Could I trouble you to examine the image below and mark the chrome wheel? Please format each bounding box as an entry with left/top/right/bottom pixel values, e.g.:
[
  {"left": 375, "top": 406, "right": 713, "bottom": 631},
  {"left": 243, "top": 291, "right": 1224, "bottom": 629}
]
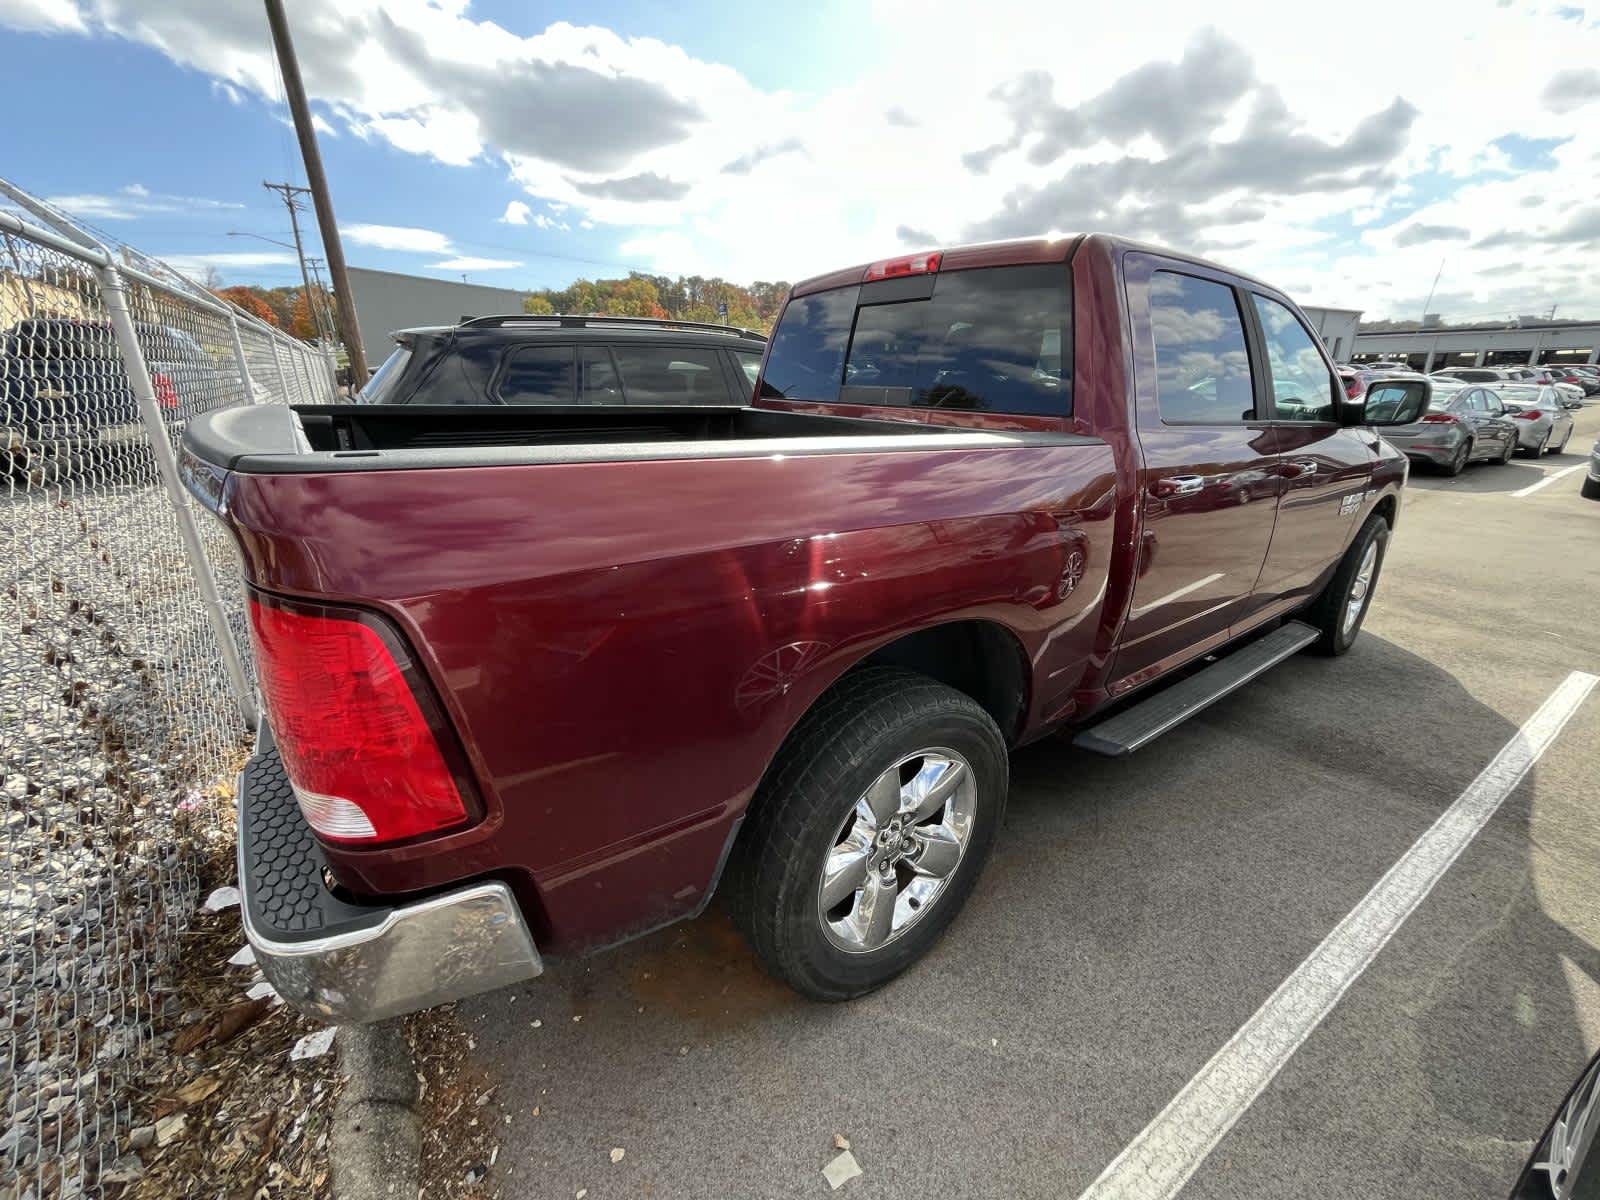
[
  {"left": 1343, "top": 540, "right": 1378, "bottom": 636},
  {"left": 818, "top": 749, "right": 977, "bottom": 954}
]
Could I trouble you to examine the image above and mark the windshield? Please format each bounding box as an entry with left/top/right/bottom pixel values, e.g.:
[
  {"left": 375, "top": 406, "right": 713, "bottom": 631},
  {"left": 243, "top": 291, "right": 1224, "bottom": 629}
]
[{"left": 357, "top": 343, "right": 413, "bottom": 404}]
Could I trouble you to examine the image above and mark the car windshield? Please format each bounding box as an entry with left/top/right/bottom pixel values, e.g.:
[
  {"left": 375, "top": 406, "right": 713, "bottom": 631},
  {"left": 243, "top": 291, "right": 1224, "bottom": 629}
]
[{"left": 1495, "top": 385, "right": 1541, "bottom": 402}]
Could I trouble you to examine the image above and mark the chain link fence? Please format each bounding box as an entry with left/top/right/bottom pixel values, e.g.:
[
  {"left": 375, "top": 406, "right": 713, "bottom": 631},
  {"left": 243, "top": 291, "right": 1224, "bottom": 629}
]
[{"left": 1, "top": 180, "right": 335, "bottom": 1197}]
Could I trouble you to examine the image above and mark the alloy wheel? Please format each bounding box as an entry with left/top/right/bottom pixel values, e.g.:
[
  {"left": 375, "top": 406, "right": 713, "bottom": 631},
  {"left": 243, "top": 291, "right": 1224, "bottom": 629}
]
[
  {"left": 1343, "top": 540, "right": 1378, "bottom": 637},
  {"left": 818, "top": 749, "right": 977, "bottom": 954}
]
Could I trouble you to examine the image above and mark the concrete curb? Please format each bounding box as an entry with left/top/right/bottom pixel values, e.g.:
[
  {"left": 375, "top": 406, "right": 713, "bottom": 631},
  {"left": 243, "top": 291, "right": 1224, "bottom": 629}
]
[{"left": 332, "top": 1020, "right": 419, "bottom": 1200}]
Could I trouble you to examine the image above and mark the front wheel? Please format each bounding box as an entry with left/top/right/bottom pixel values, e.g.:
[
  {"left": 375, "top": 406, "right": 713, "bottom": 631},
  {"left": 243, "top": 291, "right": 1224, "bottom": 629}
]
[
  {"left": 725, "top": 668, "right": 1008, "bottom": 1001},
  {"left": 1304, "top": 513, "right": 1389, "bottom": 656}
]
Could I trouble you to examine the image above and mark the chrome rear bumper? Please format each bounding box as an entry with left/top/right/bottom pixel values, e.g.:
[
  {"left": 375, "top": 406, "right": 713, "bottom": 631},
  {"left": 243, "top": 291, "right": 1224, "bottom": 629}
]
[{"left": 236, "top": 726, "right": 542, "bottom": 1024}]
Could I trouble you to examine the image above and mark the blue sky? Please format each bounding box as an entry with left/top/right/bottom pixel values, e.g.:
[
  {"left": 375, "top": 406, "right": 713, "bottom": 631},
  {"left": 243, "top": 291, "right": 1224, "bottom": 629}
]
[{"left": 2, "top": 0, "right": 1598, "bottom": 319}]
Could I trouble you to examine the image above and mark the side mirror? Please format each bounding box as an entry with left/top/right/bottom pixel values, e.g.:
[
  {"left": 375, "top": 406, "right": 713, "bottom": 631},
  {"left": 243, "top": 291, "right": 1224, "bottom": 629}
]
[{"left": 1352, "top": 380, "right": 1429, "bottom": 426}]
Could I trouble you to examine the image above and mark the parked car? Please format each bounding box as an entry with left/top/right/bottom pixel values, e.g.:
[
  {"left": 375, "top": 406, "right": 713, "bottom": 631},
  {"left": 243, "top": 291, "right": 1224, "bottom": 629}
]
[
  {"left": 1583, "top": 435, "right": 1600, "bottom": 500},
  {"left": 357, "top": 314, "right": 769, "bottom": 407},
  {"left": 1, "top": 317, "right": 228, "bottom": 480},
  {"left": 1361, "top": 359, "right": 1415, "bottom": 371},
  {"left": 1488, "top": 383, "right": 1575, "bottom": 455},
  {"left": 184, "top": 233, "right": 1419, "bottom": 1022},
  {"left": 1567, "top": 364, "right": 1600, "bottom": 396},
  {"left": 1511, "top": 1048, "right": 1600, "bottom": 1198},
  {"left": 1376, "top": 378, "right": 1518, "bottom": 474},
  {"left": 1543, "top": 365, "right": 1597, "bottom": 395}
]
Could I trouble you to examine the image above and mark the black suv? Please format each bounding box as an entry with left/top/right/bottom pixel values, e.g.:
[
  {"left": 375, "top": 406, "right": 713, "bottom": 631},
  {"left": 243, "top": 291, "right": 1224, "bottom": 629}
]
[{"left": 359, "top": 314, "right": 769, "bottom": 407}]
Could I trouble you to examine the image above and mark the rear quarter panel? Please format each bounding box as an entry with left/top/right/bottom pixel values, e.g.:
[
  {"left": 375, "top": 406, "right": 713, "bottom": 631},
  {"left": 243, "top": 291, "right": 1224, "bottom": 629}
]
[{"left": 223, "top": 440, "right": 1117, "bottom": 951}]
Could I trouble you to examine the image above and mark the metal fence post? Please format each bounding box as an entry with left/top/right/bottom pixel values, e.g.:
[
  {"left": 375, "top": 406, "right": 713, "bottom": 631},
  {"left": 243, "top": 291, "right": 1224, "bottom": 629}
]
[
  {"left": 323, "top": 343, "right": 339, "bottom": 399},
  {"left": 226, "top": 310, "right": 258, "bottom": 404},
  {"left": 293, "top": 342, "right": 314, "bottom": 404},
  {"left": 270, "top": 335, "right": 294, "bottom": 403},
  {"left": 95, "top": 261, "right": 259, "bottom": 729}
]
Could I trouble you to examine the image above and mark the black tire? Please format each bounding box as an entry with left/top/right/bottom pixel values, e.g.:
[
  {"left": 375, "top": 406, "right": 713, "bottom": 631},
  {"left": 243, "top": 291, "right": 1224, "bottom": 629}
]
[
  {"left": 1495, "top": 436, "right": 1515, "bottom": 465},
  {"left": 1303, "top": 513, "right": 1389, "bottom": 656},
  {"left": 1582, "top": 475, "right": 1600, "bottom": 500},
  {"left": 1443, "top": 439, "right": 1470, "bottom": 476},
  {"left": 724, "top": 668, "right": 1008, "bottom": 1001},
  {"left": 1521, "top": 431, "right": 1547, "bottom": 458}
]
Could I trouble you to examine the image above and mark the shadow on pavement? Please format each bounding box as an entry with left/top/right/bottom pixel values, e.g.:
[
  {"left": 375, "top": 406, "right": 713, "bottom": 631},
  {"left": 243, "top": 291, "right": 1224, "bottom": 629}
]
[{"left": 456, "top": 633, "right": 1593, "bottom": 1200}]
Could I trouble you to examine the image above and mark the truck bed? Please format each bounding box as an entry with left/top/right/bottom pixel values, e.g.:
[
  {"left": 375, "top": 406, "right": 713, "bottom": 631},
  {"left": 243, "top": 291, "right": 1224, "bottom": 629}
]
[{"left": 185, "top": 403, "right": 1068, "bottom": 474}]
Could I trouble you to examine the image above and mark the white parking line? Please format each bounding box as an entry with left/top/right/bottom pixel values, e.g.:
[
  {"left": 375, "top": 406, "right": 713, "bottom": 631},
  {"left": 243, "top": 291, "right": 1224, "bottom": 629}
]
[
  {"left": 1075, "top": 669, "right": 1599, "bottom": 1200},
  {"left": 1511, "top": 463, "right": 1586, "bottom": 498}
]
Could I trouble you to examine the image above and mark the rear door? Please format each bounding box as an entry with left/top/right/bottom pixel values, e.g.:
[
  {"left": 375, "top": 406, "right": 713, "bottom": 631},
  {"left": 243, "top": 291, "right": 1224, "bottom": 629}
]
[
  {"left": 1246, "top": 291, "right": 1375, "bottom": 612},
  {"left": 1114, "top": 255, "right": 1281, "bottom": 687}
]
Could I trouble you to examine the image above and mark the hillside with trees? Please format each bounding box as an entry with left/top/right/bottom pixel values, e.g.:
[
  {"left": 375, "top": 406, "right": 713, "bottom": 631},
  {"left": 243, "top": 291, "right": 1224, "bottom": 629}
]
[{"left": 523, "top": 273, "right": 789, "bottom": 331}]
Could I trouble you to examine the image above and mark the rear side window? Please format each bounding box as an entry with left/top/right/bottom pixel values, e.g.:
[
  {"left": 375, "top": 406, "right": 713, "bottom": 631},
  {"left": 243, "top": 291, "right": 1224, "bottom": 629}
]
[
  {"left": 760, "top": 287, "right": 859, "bottom": 403},
  {"left": 358, "top": 344, "right": 413, "bottom": 404},
  {"left": 760, "top": 265, "right": 1072, "bottom": 417},
  {"left": 733, "top": 350, "right": 762, "bottom": 389},
  {"left": 840, "top": 265, "right": 1069, "bottom": 416},
  {"left": 611, "top": 345, "right": 731, "bottom": 405},
  {"left": 1149, "top": 272, "right": 1254, "bottom": 423},
  {"left": 498, "top": 345, "right": 575, "bottom": 404}
]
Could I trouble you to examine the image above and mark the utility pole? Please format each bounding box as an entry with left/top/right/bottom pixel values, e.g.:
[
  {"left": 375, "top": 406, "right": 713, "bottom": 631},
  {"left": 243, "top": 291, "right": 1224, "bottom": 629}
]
[
  {"left": 262, "top": 180, "right": 316, "bottom": 336},
  {"left": 305, "top": 255, "right": 334, "bottom": 342},
  {"left": 263, "top": 0, "right": 368, "bottom": 380}
]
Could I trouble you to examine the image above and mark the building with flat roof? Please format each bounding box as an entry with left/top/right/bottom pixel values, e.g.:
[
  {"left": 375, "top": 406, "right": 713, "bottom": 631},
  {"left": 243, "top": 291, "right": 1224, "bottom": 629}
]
[
  {"left": 348, "top": 266, "right": 532, "bottom": 368},
  {"left": 1352, "top": 322, "right": 1600, "bottom": 371},
  {"left": 1300, "top": 306, "right": 1362, "bottom": 362}
]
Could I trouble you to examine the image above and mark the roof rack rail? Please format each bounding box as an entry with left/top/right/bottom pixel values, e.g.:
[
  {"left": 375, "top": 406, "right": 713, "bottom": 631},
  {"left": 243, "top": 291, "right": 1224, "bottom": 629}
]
[{"left": 456, "top": 313, "right": 768, "bottom": 340}]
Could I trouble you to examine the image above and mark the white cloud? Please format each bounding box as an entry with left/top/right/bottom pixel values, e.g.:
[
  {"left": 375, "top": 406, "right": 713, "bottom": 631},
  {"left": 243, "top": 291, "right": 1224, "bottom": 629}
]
[
  {"left": 156, "top": 250, "right": 295, "bottom": 278},
  {"left": 426, "top": 255, "right": 522, "bottom": 271},
  {"left": 0, "top": 0, "right": 83, "bottom": 33},
  {"left": 42, "top": 186, "right": 243, "bottom": 222},
  {"left": 341, "top": 222, "right": 454, "bottom": 253},
  {"left": 10, "top": 0, "right": 1600, "bottom": 316}
]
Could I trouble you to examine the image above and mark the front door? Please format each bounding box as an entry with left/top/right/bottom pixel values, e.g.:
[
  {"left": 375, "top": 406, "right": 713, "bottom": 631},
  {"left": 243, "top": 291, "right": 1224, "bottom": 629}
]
[
  {"left": 1113, "top": 257, "right": 1281, "bottom": 690},
  {"left": 1246, "top": 292, "right": 1375, "bottom": 612}
]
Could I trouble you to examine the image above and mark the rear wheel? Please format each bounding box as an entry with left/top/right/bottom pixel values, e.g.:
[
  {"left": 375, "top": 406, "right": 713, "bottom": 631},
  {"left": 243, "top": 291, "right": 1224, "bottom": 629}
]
[
  {"left": 1495, "top": 436, "right": 1515, "bottom": 465},
  {"left": 1304, "top": 513, "right": 1389, "bottom": 656},
  {"left": 1443, "top": 439, "right": 1470, "bottom": 476},
  {"left": 725, "top": 668, "right": 1008, "bottom": 1001},
  {"left": 1522, "top": 431, "right": 1548, "bottom": 458}
]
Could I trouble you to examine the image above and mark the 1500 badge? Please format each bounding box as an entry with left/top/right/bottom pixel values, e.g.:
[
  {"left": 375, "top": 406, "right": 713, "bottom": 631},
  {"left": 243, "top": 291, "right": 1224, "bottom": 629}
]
[{"left": 1338, "top": 490, "right": 1370, "bottom": 516}]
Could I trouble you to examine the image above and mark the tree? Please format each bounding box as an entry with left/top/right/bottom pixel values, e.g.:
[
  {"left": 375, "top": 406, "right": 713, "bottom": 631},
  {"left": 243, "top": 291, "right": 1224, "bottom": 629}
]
[
  {"left": 523, "top": 295, "right": 555, "bottom": 315},
  {"left": 213, "top": 286, "right": 280, "bottom": 328},
  {"left": 289, "top": 286, "right": 336, "bottom": 341}
]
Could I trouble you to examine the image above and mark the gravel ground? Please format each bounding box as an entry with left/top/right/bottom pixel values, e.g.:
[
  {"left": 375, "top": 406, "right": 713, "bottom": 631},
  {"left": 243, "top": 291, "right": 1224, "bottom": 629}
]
[{"left": 1, "top": 467, "right": 254, "bottom": 1197}]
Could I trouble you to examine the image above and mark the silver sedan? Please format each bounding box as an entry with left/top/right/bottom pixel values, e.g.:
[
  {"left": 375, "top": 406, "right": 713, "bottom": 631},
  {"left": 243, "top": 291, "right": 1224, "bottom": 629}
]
[{"left": 1489, "top": 383, "right": 1575, "bottom": 456}]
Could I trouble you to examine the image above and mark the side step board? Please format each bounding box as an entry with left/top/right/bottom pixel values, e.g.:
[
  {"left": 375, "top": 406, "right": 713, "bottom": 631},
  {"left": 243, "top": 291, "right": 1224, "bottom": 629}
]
[{"left": 1073, "top": 620, "right": 1320, "bottom": 757}]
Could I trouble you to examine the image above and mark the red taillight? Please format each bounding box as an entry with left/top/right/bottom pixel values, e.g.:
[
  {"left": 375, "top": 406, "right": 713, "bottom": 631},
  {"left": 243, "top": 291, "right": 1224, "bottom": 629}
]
[
  {"left": 1343, "top": 377, "right": 1364, "bottom": 399},
  {"left": 1512, "top": 409, "right": 1541, "bottom": 420},
  {"left": 247, "top": 594, "right": 473, "bottom": 846},
  {"left": 152, "top": 371, "right": 179, "bottom": 410},
  {"left": 863, "top": 251, "right": 942, "bottom": 282},
  {"left": 1420, "top": 412, "right": 1457, "bottom": 424}
]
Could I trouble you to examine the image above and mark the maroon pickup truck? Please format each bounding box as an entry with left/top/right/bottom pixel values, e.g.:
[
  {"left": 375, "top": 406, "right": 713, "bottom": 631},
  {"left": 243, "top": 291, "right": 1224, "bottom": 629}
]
[{"left": 182, "top": 234, "right": 1421, "bottom": 1021}]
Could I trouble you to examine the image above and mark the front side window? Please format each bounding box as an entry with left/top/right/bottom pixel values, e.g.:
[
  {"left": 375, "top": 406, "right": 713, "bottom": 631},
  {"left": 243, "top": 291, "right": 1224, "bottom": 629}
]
[
  {"left": 1149, "top": 271, "right": 1254, "bottom": 423},
  {"left": 840, "top": 265, "right": 1070, "bottom": 416},
  {"left": 611, "top": 345, "right": 730, "bottom": 404},
  {"left": 497, "top": 345, "right": 575, "bottom": 404},
  {"left": 1252, "top": 295, "right": 1337, "bottom": 422}
]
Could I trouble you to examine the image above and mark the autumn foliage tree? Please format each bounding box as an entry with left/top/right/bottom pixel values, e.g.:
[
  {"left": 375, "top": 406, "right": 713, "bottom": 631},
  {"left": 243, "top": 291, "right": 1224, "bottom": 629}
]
[
  {"left": 523, "top": 271, "right": 789, "bottom": 332},
  {"left": 213, "top": 286, "right": 280, "bottom": 327}
]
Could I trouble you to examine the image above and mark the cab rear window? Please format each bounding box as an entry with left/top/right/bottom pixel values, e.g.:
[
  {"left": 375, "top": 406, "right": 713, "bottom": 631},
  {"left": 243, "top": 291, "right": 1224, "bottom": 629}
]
[{"left": 760, "top": 264, "right": 1071, "bottom": 417}]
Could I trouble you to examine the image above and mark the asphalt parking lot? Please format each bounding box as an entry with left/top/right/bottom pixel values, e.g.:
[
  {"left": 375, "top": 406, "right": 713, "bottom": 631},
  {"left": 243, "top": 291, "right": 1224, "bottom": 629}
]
[{"left": 457, "top": 409, "right": 1600, "bottom": 1200}]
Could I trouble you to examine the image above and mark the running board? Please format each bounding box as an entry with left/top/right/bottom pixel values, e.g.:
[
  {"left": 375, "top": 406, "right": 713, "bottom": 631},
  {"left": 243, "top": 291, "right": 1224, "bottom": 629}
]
[{"left": 1073, "top": 621, "right": 1320, "bottom": 757}]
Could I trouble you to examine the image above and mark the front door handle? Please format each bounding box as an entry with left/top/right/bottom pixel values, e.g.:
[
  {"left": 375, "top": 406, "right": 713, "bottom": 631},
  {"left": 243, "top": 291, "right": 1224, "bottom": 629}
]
[
  {"left": 1151, "top": 474, "right": 1206, "bottom": 498},
  {"left": 1286, "top": 459, "right": 1319, "bottom": 478}
]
